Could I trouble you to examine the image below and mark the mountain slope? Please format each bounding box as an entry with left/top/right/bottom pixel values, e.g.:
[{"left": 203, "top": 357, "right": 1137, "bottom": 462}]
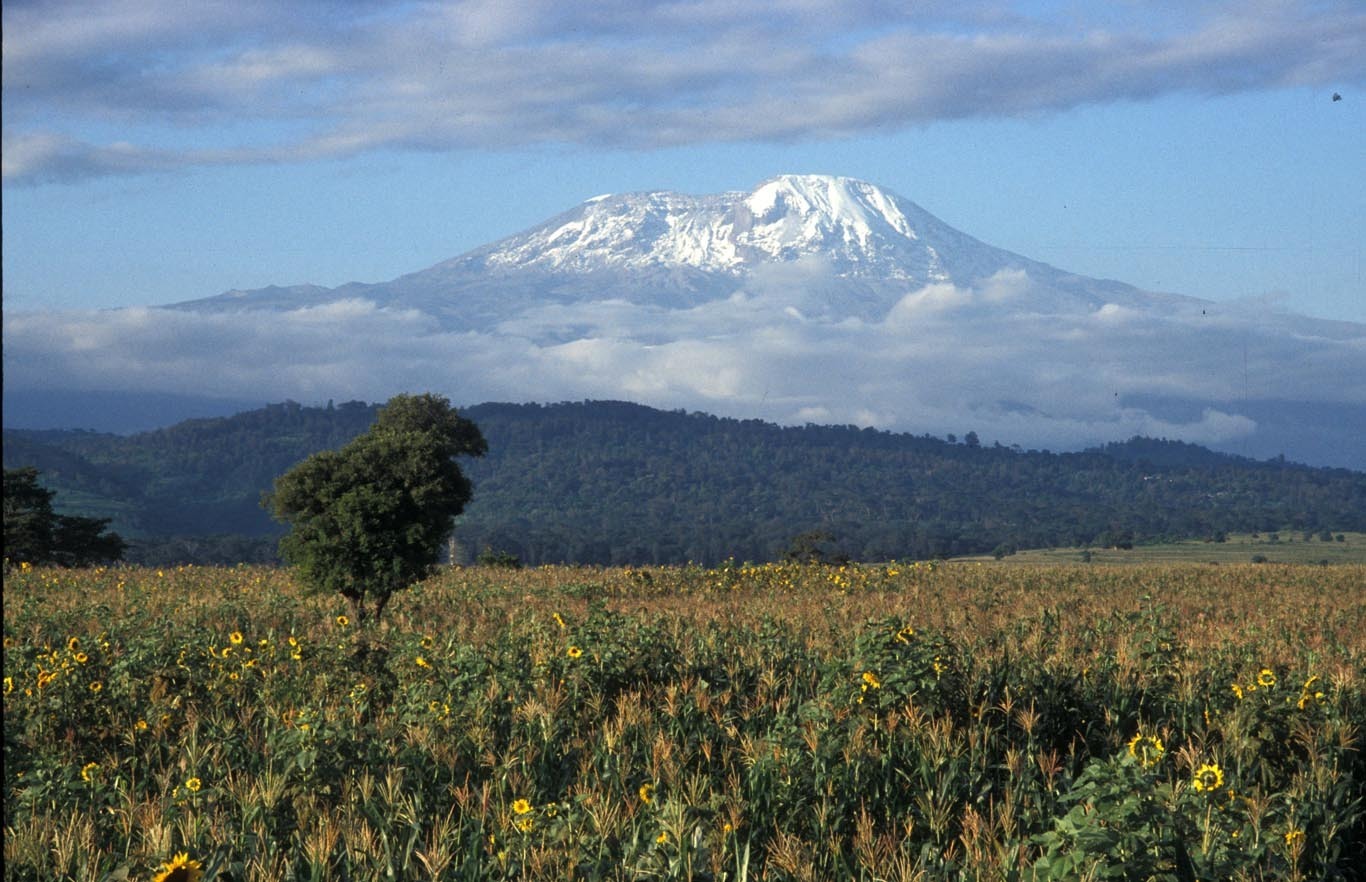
[{"left": 6, "top": 400, "right": 1364, "bottom": 566}]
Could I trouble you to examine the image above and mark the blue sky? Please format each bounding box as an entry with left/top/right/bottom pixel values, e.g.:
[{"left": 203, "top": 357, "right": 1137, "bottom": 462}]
[{"left": 4, "top": 0, "right": 1363, "bottom": 320}]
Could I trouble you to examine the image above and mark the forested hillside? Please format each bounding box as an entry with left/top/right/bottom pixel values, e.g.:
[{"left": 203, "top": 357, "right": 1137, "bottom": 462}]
[{"left": 5, "top": 400, "right": 1364, "bottom": 565}]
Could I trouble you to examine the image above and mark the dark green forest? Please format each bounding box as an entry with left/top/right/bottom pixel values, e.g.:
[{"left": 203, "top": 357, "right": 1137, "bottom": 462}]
[{"left": 5, "top": 399, "right": 1364, "bottom": 566}]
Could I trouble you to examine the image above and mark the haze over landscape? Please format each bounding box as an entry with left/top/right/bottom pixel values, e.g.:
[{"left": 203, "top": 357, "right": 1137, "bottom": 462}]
[{"left": 3, "top": 1, "right": 1364, "bottom": 468}]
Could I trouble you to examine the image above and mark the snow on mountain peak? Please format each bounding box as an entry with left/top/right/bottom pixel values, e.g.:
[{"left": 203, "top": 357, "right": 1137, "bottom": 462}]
[
  {"left": 744, "top": 174, "right": 916, "bottom": 242},
  {"left": 480, "top": 175, "right": 951, "bottom": 280}
]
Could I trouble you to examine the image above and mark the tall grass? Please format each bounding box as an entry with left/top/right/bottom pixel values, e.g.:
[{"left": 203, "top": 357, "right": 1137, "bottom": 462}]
[{"left": 5, "top": 561, "right": 1364, "bottom": 880}]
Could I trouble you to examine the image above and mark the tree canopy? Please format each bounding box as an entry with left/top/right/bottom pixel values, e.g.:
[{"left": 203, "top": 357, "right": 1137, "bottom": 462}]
[
  {"left": 267, "top": 394, "right": 486, "bottom": 621},
  {"left": 3, "top": 467, "right": 126, "bottom": 566}
]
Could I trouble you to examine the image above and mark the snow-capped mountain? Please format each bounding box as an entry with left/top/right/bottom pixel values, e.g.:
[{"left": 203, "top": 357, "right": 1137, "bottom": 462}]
[
  {"left": 477, "top": 175, "right": 954, "bottom": 278},
  {"left": 175, "top": 174, "right": 1183, "bottom": 327},
  {"left": 35, "top": 173, "right": 1355, "bottom": 468}
]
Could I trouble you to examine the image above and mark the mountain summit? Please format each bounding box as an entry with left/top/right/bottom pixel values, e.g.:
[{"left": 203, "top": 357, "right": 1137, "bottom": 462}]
[
  {"left": 175, "top": 174, "right": 1171, "bottom": 325},
  {"left": 473, "top": 174, "right": 962, "bottom": 279}
]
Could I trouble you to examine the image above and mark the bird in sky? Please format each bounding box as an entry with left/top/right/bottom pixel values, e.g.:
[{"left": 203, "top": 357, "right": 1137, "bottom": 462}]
[{"left": 1332, "top": 92, "right": 1342, "bottom": 101}]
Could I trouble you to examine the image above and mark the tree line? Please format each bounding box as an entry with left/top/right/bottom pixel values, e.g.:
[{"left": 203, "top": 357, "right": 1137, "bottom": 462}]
[{"left": 5, "top": 399, "right": 1365, "bottom": 566}]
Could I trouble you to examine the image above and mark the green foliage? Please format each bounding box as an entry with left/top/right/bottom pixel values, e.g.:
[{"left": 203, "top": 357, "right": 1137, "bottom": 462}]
[
  {"left": 477, "top": 546, "right": 524, "bottom": 568},
  {"left": 267, "top": 394, "right": 485, "bottom": 622},
  {"left": 2, "top": 467, "right": 125, "bottom": 566},
  {"left": 7, "top": 400, "right": 1366, "bottom": 566},
  {"left": 784, "top": 529, "right": 849, "bottom": 564}
]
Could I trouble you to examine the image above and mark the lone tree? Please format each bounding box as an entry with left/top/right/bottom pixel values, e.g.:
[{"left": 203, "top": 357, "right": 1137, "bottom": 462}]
[
  {"left": 3, "top": 467, "right": 126, "bottom": 567},
  {"left": 267, "top": 393, "right": 487, "bottom": 623}
]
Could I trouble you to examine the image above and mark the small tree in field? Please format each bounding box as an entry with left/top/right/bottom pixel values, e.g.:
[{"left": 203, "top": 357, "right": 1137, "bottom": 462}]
[{"left": 267, "top": 393, "right": 486, "bottom": 624}]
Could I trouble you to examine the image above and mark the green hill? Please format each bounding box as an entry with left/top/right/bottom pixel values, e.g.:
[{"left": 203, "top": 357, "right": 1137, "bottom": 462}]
[{"left": 5, "top": 399, "right": 1364, "bottom": 565}]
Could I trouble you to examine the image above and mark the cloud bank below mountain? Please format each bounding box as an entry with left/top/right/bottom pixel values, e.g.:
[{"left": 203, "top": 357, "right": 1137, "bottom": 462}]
[{"left": 7, "top": 272, "right": 1364, "bottom": 468}]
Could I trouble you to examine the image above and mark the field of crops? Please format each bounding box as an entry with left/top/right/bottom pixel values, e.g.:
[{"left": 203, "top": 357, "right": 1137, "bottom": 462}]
[
  {"left": 5, "top": 561, "right": 1365, "bottom": 881},
  {"left": 957, "top": 532, "right": 1366, "bottom": 567}
]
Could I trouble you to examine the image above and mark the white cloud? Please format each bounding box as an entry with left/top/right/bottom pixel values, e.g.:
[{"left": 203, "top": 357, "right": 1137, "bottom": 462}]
[
  {"left": 4, "top": 1, "right": 1363, "bottom": 182},
  {"left": 6, "top": 270, "right": 1364, "bottom": 466}
]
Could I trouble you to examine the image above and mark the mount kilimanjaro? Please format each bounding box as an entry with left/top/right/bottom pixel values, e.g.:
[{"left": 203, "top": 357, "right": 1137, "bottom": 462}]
[
  {"left": 7, "top": 175, "right": 1364, "bottom": 468},
  {"left": 175, "top": 174, "right": 1190, "bottom": 329}
]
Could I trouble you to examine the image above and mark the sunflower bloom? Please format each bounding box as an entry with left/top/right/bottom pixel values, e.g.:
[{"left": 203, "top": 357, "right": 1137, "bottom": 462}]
[
  {"left": 639, "top": 783, "right": 655, "bottom": 804},
  {"left": 512, "top": 798, "right": 532, "bottom": 815},
  {"left": 81, "top": 762, "right": 99, "bottom": 782},
  {"left": 336, "top": 615, "right": 350, "bottom": 628},
  {"left": 229, "top": 631, "right": 244, "bottom": 645},
  {"left": 1127, "top": 733, "right": 1165, "bottom": 768},
  {"left": 151, "top": 852, "right": 203, "bottom": 882},
  {"left": 1192, "top": 763, "right": 1224, "bottom": 792},
  {"left": 567, "top": 646, "right": 583, "bottom": 659},
  {"left": 861, "top": 671, "right": 881, "bottom": 690},
  {"left": 184, "top": 777, "right": 202, "bottom": 793},
  {"left": 1257, "top": 668, "right": 1276, "bottom": 688}
]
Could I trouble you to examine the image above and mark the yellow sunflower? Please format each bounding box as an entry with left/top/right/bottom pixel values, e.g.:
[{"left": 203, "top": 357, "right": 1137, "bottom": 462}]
[
  {"left": 638, "top": 783, "right": 655, "bottom": 804},
  {"left": 566, "top": 646, "right": 583, "bottom": 659},
  {"left": 511, "top": 798, "right": 532, "bottom": 815},
  {"left": 861, "top": 671, "right": 881, "bottom": 690},
  {"left": 151, "top": 852, "right": 203, "bottom": 882},
  {"left": 1257, "top": 668, "right": 1276, "bottom": 688},
  {"left": 1127, "top": 733, "right": 1165, "bottom": 768},
  {"left": 1192, "top": 763, "right": 1224, "bottom": 792},
  {"left": 229, "top": 631, "right": 244, "bottom": 645}
]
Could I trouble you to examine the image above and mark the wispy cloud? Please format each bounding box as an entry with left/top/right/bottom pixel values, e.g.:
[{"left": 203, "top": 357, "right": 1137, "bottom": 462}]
[{"left": 5, "top": 0, "right": 1362, "bottom": 182}]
